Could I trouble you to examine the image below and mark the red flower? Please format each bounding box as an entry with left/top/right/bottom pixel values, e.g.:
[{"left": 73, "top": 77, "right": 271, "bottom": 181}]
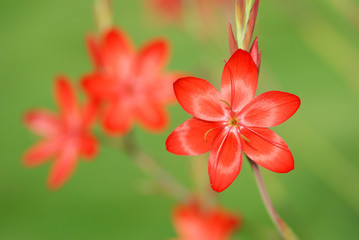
[
  {"left": 147, "top": 0, "right": 183, "bottom": 22},
  {"left": 82, "top": 28, "right": 180, "bottom": 134},
  {"left": 147, "top": 0, "right": 232, "bottom": 24},
  {"left": 173, "top": 203, "right": 240, "bottom": 240},
  {"left": 23, "top": 77, "right": 97, "bottom": 189},
  {"left": 166, "top": 49, "right": 300, "bottom": 192}
]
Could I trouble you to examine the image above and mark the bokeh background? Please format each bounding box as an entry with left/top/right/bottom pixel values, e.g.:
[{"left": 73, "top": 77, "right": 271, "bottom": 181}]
[{"left": 1, "top": 0, "right": 359, "bottom": 239}]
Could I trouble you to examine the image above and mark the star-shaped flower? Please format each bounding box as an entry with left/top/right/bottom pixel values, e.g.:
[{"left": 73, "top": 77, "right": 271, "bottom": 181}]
[
  {"left": 23, "top": 77, "right": 97, "bottom": 189},
  {"left": 173, "top": 202, "right": 240, "bottom": 240},
  {"left": 148, "top": 0, "right": 183, "bottom": 22},
  {"left": 82, "top": 28, "right": 181, "bottom": 134},
  {"left": 166, "top": 49, "right": 300, "bottom": 192}
]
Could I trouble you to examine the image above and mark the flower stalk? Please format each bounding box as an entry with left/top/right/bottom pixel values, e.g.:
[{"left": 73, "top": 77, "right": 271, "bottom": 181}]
[
  {"left": 232, "top": 0, "right": 299, "bottom": 238},
  {"left": 94, "top": 0, "right": 113, "bottom": 34},
  {"left": 250, "top": 160, "right": 298, "bottom": 240},
  {"left": 189, "top": 155, "right": 218, "bottom": 208},
  {"left": 122, "top": 133, "right": 190, "bottom": 202},
  {"left": 235, "top": 0, "right": 259, "bottom": 50}
]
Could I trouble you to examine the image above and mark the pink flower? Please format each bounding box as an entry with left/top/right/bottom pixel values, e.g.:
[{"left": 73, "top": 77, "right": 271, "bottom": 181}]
[
  {"left": 82, "top": 28, "right": 181, "bottom": 134},
  {"left": 166, "top": 49, "right": 301, "bottom": 192},
  {"left": 23, "top": 77, "right": 97, "bottom": 189},
  {"left": 173, "top": 203, "right": 240, "bottom": 240}
]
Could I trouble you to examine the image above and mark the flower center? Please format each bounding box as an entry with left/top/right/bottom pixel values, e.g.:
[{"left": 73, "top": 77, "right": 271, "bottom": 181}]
[
  {"left": 228, "top": 116, "right": 239, "bottom": 127},
  {"left": 227, "top": 118, "right": 252, "bottom": 142}
]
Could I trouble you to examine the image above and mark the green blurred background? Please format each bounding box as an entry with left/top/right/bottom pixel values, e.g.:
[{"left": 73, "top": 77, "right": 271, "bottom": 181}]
[{"left": 1, "top": 0, "right": 359, "bottom": 239}]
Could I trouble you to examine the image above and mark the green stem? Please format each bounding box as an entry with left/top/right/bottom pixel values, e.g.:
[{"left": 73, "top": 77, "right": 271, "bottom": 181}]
[
  {"left": 121, "top": 133, "right": 190, "bottom": 203},
  {"left": 94, "top": 0, "right": 113, "bottom": 34},
  {"left": 189, "top": 155, "right": 218, "bottom": 208},
  {"left": 250, "top": 160, "right": 299, "bottom": 240}
]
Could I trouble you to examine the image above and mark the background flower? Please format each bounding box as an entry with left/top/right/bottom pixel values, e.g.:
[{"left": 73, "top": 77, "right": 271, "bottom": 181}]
[
  {"left": 23, "top": 76, "right": 97, "bottom": 189},
  {"left": 82, "top": 28, "right": 182, "bottom": 134},
  {"left": 173, "top": 202, "right": 241, "bottom": 240},
  {"left": 147, "top": 0, "right": 183, "bottom": 22}
]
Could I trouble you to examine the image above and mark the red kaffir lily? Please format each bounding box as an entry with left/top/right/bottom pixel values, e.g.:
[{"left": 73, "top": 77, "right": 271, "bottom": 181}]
[
  {"left": 166, "top": 49, "right": 300, "bottom": 192},
  {"left": 23, "top": 77, "right": 97, "bottom": 189},
  {"left": 147, "top": 0, "right": 232, "bottom": 24},
  {"left": 148, "top": 0, "right": 183, "bottom": 22},
  {"left": 173, "top": 203, "right": 240, "bottom": 240},
  {"left": 82, "top": 28, "right": 180, "bottom": 134}
]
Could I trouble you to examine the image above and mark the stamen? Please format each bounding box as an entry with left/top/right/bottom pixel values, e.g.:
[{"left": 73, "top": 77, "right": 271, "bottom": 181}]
[
  {"left": 241, "top": 125, "right": 289, "bottom": 150},
  {"left": 228, "top": 116, "right": 239, "bottom": 127},
  {"left": 204, "top": 125, "right": 224, "bottom": 142},
  {"left": 220, "top": 99, "right": 231, "bottom": 109},
  {"left": 204, "top": 128, "right": 215, "bottom": 142},
  {"left": 240, "top": 134, "right": 251, "bottom": 142}
]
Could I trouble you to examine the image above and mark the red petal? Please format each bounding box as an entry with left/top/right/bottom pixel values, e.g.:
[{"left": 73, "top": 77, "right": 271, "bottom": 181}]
[
  {"left": 55, "top": 76, "right": 80, "bottom": 124},
  {"left": 47, "top": 142, "right": 79, "bottom": 190},
  {"left": 137, "top": 39, "right": 169, "bottom": 77},
  {"left": 238, "top": 91, "right": 301, "bottom": 128},
  {"left": 135, "top": 100, "right": 168, "bottom": 132},
  {"left": 166, "top": 118, "right": 224, "bottom": 155},
  {"left": 220, "top": 49, "right": 258, "bottom": 112},
  {"left": 173, "top": 203, "right": 240, "bottom": 240},
  {"left": 240, "top": 127, "right": 294, "bottom": 173},
  {"left": 80, "top": 134, "right": 98, "bottom": 159},
  {"left": 174, "top": 77, "right": 227, "bottom": 122},
  {"left": 103, "top": 28, "right": 133, "bottom": 77},
  {"left": 153, "top": 72, "right": 182, "bottom": 103},
  {"left": 150, "top": 0, "right": 183, "bottom": 21},
  {"left": 208, "top": 128, "right": 243, "bottom": 192},
  {"left": 206, "top": 207, "right": 241, "bottom": 240},
  {"left": 23, "top": 139, "right": 59, "bottom": 167},
  {"left": 103, "top": 101, "right": 133, "bottom": 135},
  {"left": 86, "top": 34, "right": 103, "bottom": 68},
  {"left": 81, "top": 99, "right": 99, "bottom": 127},
  {"left": 24, "top": 110, "right": 60, "bottom": 137},
  {"left": 82, "top": 73, "right": 118, "bottom": 100},
  {"left": 173, "top": 204, "right": 205, "bottom": 240}
]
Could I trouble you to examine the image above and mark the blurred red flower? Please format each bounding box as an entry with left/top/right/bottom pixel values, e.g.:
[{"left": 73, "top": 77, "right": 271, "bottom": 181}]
[
  {"left": 147, "top": 0, "right": 232, "bottom": 24},
  {"left": 82, "top": 28, "right": 181, "bottom": 134},
  {"left": 173, "top": 203, "right": 240, "bottom": 240},
  {"left": 23, "top": 77, "right": 97, "bottom": 189},
  {"left": 148, "top": 0, "right": 183, "bottom": 22},
  {"left": 166, "top": 49, "right": 300, "bottom": 192}
]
